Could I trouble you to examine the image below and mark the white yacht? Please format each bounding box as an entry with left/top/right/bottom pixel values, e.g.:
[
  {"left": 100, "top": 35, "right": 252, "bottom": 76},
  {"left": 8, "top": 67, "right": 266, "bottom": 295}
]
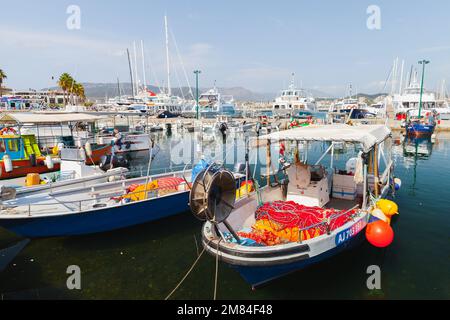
[
  {"left": 392, "top": 70, "right": 437, "bottom": 118},
  {"left": 365, "top": 102, "right": 387, "bottom": 117},
  {"left": 182, "top": 85, "right": 237, "bottom": 118},
  {"left": 272, "top": 75, "right": 316, "bottom": 117},
  {"left": 329, "top": 98, "right": 361, "bottom": 112}
]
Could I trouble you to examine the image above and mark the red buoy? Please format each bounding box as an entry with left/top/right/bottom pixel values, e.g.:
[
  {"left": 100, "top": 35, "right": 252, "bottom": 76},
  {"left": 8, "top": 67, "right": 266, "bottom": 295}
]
[{"left": 366, "top": 220, "right": 394, "bottom": 248}]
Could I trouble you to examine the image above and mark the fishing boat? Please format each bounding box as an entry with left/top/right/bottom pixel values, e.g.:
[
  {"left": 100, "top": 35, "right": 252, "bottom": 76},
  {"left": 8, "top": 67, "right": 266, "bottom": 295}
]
[
  {"left": 405, "top": 110, "right": 436, "bottom": 137},
  {"left": 404, "top": 62, "right": 437, "bottom": 138},
  {"left": 0, "top": 156, "right": 246, "bottom": 238},
  {"left": 189, "top": 124, "right": 398, "bottom": 287},
  {"left": 0, "top": 129, "right": 60, "bottom": 180},
  {"left": 51, "top": 136, "right": 112, "bottom": 165}
]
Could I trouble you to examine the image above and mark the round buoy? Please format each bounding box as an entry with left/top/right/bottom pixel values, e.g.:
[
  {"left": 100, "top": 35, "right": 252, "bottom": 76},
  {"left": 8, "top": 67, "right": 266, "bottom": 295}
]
[
  {"left": 3, "top": 154, "right": 13, "bottom": 173},
  {"left": 376, "top": 199, "right": 398, "bottom": 217},
  {"left": 45, "top": 155, "right": 54, "bottom": 169},
  {"left": 366, "top": 220, "right": 394, "bottom": 248},
  {"left": 394, "top": 178, "right": 402, "bottom": 191},
  {"left": 85, "top": 141, "right": 93, "bottom": 157}
]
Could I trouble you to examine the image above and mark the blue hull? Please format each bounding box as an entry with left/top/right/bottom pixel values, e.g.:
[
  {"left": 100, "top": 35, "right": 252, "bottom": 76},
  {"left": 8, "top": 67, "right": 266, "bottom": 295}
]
[
  {"left": 0, "top": 192, "right": 189, "bottom": 238},
  {"left": 406, "top": 123, "right": 435, "bottom": 137},
  {"left": 233, "top": 233, "right": 364, "bottom": 287}
]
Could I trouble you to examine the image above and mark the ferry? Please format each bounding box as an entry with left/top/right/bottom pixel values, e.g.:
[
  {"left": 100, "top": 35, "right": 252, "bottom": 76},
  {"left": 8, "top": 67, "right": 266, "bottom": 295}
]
[{"left": 272, "top": 74, "right": 316, "bottom": 117}]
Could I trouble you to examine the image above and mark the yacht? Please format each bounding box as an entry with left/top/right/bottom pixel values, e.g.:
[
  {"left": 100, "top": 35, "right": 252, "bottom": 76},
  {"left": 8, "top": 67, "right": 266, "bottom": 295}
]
[
  {"left": 392, "top": 70, "right": 436, "bottom": 119},
  {"left": 182, "top": 86, "right": 237, "bottom": 118},
  {"left": 272, "top": 75, "right": 316, "bottom": 117},
  {"left": 365, "top": 101, "right": 387, "bottom": 117}
]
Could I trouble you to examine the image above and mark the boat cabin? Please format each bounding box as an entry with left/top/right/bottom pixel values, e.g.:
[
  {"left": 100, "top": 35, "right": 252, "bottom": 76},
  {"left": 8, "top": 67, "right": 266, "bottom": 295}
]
[{"left": 0, "top": 133, "right": 41, "bottom": 161}]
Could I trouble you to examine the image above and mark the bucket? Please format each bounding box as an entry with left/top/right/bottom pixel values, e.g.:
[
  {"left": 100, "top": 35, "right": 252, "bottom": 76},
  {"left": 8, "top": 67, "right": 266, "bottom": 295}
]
[{"left": 25, "top": 173, "right": 41, "bottom": 186}]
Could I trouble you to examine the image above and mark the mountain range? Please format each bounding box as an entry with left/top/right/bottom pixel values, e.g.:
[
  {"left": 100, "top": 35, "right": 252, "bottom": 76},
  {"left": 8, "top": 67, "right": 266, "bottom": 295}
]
[{"left": 43, "top": 82, "right": 334, "bottom": 101}]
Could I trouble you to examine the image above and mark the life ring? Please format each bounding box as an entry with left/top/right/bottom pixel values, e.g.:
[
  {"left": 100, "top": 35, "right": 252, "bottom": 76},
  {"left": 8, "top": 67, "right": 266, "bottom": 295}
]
[{"left": 0, "top": 127, "right": 17, "bottom": 135}]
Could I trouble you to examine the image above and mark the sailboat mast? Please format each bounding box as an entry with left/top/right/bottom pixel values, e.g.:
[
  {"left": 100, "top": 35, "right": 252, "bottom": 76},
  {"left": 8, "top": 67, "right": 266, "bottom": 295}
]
[
  {"left": 133, "top": 41, "right": 139, "bottom": 95},
  {"left": 165, "top": 15, "right": 171, "bottom": 96},
  {"left": 398, "top": 60, "right": 405, "bottom": 95},
  {"left": 141, "top": 40, "right": 147, "bottom": 91},
  {"left": 408, "top": 65, "right": 413, "bottom": 87},
  {"left": 126, "top": 49, "right": 134, "bottom": 97}
]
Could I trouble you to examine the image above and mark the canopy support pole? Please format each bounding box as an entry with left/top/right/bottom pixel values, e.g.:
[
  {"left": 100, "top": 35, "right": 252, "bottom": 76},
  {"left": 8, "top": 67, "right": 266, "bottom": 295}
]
[
  {"left": 315, "top": 143, "right": 333, "bottom": 166},
  {"left": 330, "top": 142, "right": 335, "bottom": 173},
  {"left": 362, "top": 164, "right": 368, "bottom": 209},
  {"left": 266, "top": 139, "right": 271, "bottom": 186},
  {"left": 374, "top": 144, "right": 380, "bottom": 197}
]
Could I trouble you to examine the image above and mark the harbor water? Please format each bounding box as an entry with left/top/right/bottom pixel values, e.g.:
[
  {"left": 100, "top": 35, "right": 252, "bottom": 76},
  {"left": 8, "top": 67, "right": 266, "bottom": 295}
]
[{"left": 0, "top": 130, "right": 449, "bottom": 300}]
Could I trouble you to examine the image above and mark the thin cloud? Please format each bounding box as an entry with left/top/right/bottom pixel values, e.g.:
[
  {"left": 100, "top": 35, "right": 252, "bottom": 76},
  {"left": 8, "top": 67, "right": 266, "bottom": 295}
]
[{"left": 0, "top": 26, "right": 127, "bottom": 56}]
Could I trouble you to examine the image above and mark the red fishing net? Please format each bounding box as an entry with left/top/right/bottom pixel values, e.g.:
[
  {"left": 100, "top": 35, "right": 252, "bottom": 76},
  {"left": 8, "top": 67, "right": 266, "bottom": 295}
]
[{"left": 237, "top": 201, "right": 356, "bottom": 246}]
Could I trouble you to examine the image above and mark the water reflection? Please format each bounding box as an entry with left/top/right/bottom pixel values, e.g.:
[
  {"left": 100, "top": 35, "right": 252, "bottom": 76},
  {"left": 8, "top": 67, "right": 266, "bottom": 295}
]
[{"left": 402, "top": 137, "right": 434, "bottom": 195}]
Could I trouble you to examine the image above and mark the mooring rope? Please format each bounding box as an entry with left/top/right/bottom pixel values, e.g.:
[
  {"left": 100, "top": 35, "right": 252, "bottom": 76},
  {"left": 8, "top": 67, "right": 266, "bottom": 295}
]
[
  {"left": 213, "top": 238, "right": 222, "bottom": 300},
  {"left": 164, "top": 240, "right": 211, "bottom": 300}
]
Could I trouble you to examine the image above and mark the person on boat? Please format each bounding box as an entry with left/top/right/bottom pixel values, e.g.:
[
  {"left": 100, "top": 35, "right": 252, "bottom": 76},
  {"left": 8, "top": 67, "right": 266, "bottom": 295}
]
[{"left": 113, "top": 128, "right": 123, "bottom": 150}]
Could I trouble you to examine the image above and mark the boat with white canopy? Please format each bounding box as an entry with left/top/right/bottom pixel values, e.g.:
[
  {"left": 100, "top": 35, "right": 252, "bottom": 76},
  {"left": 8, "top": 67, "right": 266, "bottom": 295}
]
[{"left": 189, "top": 124, "right": 397, "bottom": 287}]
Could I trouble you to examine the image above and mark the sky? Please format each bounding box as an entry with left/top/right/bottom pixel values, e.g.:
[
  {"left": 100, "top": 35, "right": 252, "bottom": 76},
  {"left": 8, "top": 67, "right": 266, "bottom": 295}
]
[{"left": 1, "top": 0, "right": 450, "bottom": 96}]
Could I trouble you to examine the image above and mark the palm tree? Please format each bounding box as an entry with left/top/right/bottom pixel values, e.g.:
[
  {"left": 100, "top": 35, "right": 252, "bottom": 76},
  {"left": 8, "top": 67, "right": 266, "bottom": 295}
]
[
  {"left": 73, "top": 83, "right": 86, "bottom": 103},
  {"left": 58, "top": 73, "right": 73, "bottom": 105},
  {"left": 0, "top": 69, "right": 7, "bottom": 97}
]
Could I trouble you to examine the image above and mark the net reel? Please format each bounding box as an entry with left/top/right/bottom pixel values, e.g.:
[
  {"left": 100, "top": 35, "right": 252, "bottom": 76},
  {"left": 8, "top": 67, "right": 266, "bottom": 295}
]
[{"left": 189, "top": 162, "right": 241, "bottom": 242}]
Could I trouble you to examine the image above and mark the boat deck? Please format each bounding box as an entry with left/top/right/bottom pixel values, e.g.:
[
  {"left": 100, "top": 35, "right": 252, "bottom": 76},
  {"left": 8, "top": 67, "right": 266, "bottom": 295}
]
[
  {"left": 325, "top": 197, "right": 361, "bottom": 210},
  {"left": 0, "top": 171, "right": 191, "bottom": 218}
]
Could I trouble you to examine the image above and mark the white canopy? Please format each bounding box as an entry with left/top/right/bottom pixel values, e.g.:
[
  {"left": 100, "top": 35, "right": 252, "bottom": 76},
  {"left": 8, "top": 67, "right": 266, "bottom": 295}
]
[
  {"left": 0, "top": 112, "right": 105, "bottom": 125},
  {"left": 257, "top": 124, "right": 391, "bottom": 152}
]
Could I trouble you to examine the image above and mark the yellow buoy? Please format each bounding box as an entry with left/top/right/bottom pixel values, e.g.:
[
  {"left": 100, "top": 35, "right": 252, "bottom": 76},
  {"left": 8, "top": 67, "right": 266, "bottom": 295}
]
[{"left": 376, "top": 199, "right": 399, "bottom": 217}]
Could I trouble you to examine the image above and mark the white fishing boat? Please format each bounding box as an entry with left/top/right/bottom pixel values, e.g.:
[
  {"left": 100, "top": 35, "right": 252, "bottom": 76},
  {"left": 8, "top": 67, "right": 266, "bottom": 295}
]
[
  {"left": 0, "top": 157, "right": 246, "bottom": 238},
  {"left": 189, "top": 124, "right": 399, "bottom": 288},
  {"left": 272, "top": 74, "right": 316, "bottom": 117}
]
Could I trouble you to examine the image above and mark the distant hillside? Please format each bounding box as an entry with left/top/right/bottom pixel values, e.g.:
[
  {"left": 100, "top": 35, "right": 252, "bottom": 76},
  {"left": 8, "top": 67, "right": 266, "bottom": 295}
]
[{"left": 42, "top": 83, "right": 333, "bottom": 102}]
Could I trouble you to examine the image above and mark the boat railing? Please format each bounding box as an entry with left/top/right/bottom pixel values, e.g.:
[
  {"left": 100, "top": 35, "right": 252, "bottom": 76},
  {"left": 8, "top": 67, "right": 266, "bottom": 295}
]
[
  {"left": 11, "top": 178, "right": 191, "bottom": 217},
  {"left": 296, "top": 204, "right": 361, "bottom": 243}
]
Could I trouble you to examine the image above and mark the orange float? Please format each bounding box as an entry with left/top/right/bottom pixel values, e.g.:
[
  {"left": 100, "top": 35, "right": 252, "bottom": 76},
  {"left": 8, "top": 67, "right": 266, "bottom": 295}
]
[{"left": 365, "top": 220, "right": 394, "bottom": 248}]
